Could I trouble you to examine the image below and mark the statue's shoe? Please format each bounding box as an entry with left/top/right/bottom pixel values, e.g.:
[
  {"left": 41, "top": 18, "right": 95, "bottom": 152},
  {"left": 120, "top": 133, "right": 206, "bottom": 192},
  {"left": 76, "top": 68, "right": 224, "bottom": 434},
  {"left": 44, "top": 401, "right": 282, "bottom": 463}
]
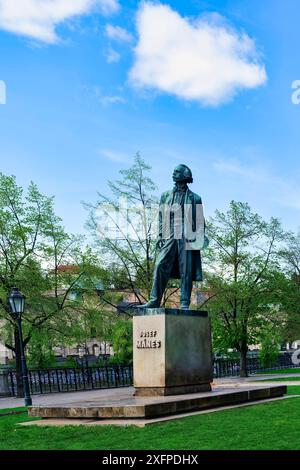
[
  {"left": 137, "top": 300, "right": 160, "bottom": 309},
  {"left": 180, "top": 304, "right": 190, "bottom": 310}
]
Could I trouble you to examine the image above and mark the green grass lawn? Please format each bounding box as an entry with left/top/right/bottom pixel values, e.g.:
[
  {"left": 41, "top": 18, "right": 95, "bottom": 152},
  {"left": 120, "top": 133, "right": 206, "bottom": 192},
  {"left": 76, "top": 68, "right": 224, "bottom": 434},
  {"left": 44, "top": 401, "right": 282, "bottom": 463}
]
[
  {"left": 0, "top": 407, "right": 27, "bottom": 416},
  {"left": 286, "top": 386, "right": 300, "bottom": 395},
  {"left": 260, "top": 377, "right": 300, "bottom": 382},
  {"left": 0, "top": 386, "right": 300, "bottom": 450},
  {"left": 256, "top": 368, "right": 300, "bottom": 375}
]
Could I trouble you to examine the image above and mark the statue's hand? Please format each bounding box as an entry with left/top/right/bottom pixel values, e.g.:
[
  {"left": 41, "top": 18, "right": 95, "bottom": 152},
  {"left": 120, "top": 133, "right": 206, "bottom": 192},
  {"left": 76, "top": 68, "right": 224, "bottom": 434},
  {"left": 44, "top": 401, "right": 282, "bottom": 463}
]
[
  {"left": 186, "top": 234, "right": 209, "bottom": 251},
  {"left": 156, "top": 238, "right": 165, "bottom": 251},
  {"left": 203, "top": 235, "right": 209, "bottom": 249}
]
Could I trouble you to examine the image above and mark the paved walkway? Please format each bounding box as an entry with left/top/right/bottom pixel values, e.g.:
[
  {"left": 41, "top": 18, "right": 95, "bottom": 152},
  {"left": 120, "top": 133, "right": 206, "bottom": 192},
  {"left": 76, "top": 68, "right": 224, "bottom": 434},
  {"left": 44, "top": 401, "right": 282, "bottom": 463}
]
[
  {"left": 1, "top": 373, "right": 300, "bottom": 410},
  {"left": 215, "top": 373, "right": 300, "bottom": 388},
  {"left": 0, "top": 387, "right": 129, "bottom": 410},
  {"left": 218, "top": 372, "right": 300, "bottom": 382}
]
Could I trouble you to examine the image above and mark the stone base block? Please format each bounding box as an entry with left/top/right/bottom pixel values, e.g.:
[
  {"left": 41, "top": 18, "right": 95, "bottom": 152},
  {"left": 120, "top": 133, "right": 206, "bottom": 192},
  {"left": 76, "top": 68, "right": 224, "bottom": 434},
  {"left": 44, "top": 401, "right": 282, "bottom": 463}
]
[
  {"left": 133, "top": 308, "right": 213, "bottom": 396},
  {"left": 134, "top": 383, "right": 212, "bottom": 397},
  {"left": 29, "top": 385, "right": 287, "bottom": 420}
]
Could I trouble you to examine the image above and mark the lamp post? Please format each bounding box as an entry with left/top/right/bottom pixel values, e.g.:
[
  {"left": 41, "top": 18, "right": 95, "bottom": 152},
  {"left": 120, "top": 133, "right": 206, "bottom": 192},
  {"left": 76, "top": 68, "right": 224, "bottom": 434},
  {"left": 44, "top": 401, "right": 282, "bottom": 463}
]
[{"left": 8, "top": 287, "right": 32, "bottom": 406}]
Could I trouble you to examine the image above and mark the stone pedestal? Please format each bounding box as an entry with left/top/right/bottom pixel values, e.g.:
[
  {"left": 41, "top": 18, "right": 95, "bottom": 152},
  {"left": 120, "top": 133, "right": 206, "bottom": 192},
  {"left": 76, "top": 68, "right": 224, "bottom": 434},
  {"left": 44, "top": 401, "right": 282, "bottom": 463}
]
[{"left": 133, "top": 308, "right": 213, "bottom": 396}]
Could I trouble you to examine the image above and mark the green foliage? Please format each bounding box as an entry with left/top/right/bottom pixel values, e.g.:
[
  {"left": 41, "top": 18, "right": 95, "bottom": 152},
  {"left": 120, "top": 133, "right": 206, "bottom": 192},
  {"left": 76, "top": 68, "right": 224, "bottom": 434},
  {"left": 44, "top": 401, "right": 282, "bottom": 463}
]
[
  {"left": 205, "top": 201, "right": 288, "bottom": 375},
  {"left": 111, "top": 319, "right": 133, "bottom": 364},
  {"left": 259, "top": 327, "right": 280, "bottom": 368},
  {"left": 0, "top": 173, "right": 55, "bottom": 313},
  {"left": 0, "top": 172, "right": 108, "bottom": 390},
  {"left": 59, "top": 357, "right": 78, "bottom": 369},
  {"left": 279, "top": 232, "right": 300, "bottom": 342},
  {"left": 25, "top": 326, "right": 56, "bottom": 369},
  {"left": 84, "top": 153, "right": 158, "bottom": 302},
  {"left": 94, "top": 357, "right": 109, "bottom": 367},
  {"left": 27, "top": 345, "right": 56, "bottom": 369}
]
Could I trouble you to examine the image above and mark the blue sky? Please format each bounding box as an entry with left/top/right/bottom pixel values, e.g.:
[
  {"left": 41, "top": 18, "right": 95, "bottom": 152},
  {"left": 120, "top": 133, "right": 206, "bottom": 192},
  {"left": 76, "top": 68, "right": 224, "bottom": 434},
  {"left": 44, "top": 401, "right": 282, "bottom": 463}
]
[{"left": 0, "top": 0, "right": 300, "bottom": 235}]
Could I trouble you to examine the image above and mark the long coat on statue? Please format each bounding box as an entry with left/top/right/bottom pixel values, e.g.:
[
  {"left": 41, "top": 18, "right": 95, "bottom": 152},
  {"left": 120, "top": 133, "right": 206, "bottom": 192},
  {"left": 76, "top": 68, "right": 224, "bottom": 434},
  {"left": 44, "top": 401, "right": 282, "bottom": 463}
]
[{"left": 157, "top": 187, "right": 205, "bottom": 282}]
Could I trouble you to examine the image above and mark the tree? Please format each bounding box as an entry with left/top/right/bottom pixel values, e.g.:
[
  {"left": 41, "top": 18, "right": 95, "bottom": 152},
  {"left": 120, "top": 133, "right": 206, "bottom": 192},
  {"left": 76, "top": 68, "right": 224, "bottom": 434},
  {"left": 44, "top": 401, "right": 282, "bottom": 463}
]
[
  {"left": 278, "top": 232, "right": 300, "bottom": 343},
  {"left": 0, "top": 173, "right": 103, "bottom": 395},
  {"left": 259, "top": 325, "right": 280, "bottom": 368},
  {"left": 84, "top": 153, "right": 159, "bottom": 305},
  {"left": 110, "top": 319, "right": 133, "bottom": 365},
  {"left": 204, "top": 201, "right": 287, "bottom": 376}
]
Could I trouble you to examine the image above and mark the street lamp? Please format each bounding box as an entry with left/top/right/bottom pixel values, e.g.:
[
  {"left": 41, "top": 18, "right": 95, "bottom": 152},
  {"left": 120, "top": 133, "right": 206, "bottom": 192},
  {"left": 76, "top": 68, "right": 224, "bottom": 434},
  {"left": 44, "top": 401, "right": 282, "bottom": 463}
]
[{"left": 8, "top": 287, "right": 32, "bottom": 407}]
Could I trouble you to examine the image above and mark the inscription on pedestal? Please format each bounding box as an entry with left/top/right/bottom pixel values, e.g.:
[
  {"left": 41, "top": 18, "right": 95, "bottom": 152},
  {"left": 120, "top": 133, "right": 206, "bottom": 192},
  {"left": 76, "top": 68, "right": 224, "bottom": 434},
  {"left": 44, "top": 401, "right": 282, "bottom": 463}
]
[{"left": 136, "top": 330, "right": 162, "bottom": 349}]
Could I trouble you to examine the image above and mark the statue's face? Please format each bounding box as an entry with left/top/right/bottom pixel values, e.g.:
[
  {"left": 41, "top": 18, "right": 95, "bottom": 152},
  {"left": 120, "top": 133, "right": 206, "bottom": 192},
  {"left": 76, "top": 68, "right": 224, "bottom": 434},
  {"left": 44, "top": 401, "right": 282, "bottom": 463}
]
[{"left": 173, "top": 165, "right": 188, "bottom": 182}]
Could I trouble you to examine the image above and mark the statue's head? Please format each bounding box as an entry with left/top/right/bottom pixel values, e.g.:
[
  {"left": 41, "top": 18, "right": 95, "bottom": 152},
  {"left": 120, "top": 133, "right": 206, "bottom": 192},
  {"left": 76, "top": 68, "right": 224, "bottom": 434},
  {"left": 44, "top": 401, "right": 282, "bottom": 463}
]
[{"left": 172, "top": 164, "right": 193, "bottom": 184}]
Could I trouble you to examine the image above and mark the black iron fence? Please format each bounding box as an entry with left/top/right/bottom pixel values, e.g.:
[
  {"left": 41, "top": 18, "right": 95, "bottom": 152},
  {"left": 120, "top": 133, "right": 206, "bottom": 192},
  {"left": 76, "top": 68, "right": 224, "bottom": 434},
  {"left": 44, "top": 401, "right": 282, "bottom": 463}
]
[
  {"left": 6, "top": 353, "right": 299, "bottom": 397},
  {"left": 213, "top": 352, "right": 298, "bottom": 378},
  {"left": 7, "top": 365, "right": 132, "bottom": 397}
]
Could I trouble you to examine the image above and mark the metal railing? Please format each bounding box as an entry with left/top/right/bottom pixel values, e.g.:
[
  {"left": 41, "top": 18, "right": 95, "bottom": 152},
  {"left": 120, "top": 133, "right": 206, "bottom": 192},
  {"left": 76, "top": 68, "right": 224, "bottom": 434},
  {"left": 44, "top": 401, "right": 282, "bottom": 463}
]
[
  {"left": 6, "top": 353, "right": 299, "bottom": 397},
  {"left": 7, "top": 364, "right": 132, "bottom": 396},
  {"left": 213, "top": 352, "right": 298, "bottom": 378}
]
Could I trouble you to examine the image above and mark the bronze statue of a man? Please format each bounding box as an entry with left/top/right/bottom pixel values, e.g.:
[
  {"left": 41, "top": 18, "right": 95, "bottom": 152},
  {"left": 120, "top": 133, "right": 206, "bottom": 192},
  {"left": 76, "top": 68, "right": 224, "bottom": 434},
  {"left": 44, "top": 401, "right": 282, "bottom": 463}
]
[{"left": 142, "top": 164, "right": 206, "bottom": 310}]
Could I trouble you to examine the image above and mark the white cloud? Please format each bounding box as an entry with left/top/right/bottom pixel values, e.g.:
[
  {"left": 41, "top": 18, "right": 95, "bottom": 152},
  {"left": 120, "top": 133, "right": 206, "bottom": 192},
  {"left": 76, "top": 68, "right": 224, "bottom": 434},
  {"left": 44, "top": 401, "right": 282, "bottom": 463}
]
[
  {"left": 105, "top": 24, "right": 133, "bottom": 42},
  {"left": 214, "top": 159, "right": 268, "bottom": 184},
  {"left": 0, "top": 0, "right": 119, "bottom": 43},
  {"left": 85, "top": 85, "right": 125, "bottom": 105},
  {"left": 104, "top": 47, "right": 120, "bottom": 63},
  {"left": 98, "top": 149, "right": 128, "bottom": 162},
  {"left": 99, "top": 95, "right": 126, "bottom": 105},
  {"left": 130, "top": 3, "right": 267, "bottom": 106},
  {"left": 214, "top": 159, "right": 300, "bottom": 210},
  {"left": 0, "top": 80, "right": 6, "bottom": 104}
]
